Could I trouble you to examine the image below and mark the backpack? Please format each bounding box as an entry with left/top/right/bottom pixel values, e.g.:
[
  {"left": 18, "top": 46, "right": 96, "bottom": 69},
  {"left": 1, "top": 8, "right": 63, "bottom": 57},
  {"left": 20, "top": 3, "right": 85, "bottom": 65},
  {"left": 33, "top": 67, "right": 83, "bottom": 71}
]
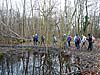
[
  {"left": 67, "top": 36, "right": 71, "bottom": 42},
  {"left": 77, "top": 36, "right": 80, "bottom": 43}
]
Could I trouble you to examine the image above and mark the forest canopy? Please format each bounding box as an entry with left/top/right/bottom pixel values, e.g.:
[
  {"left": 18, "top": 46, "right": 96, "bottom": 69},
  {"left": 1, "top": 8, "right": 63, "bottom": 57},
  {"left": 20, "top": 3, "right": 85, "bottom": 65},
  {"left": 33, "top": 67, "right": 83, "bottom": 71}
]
[{"left": 0, "top": 0, "right": 100, "bottom": 39}]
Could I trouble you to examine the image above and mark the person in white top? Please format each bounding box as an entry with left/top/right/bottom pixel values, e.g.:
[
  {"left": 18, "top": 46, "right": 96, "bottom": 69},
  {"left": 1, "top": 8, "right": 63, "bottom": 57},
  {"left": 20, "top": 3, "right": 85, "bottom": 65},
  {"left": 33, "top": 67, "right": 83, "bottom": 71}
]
[
  {"left": 52, "top": 34, "right": 57, "bottom": 46},
  {"left": 81, "top": 35, "right": 87, "bottom": 48}
]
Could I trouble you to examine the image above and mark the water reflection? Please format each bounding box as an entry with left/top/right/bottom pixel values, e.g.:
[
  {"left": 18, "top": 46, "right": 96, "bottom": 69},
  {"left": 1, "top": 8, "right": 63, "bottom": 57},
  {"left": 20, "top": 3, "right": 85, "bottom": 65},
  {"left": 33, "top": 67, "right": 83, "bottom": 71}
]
[{"left": 0, "top": 49, "right": 62, "bottom": 75}]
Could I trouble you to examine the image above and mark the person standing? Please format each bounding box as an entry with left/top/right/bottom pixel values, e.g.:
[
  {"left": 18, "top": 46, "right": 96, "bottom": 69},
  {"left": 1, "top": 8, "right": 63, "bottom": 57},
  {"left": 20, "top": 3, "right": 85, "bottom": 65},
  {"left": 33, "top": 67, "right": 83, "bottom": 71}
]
[
  {"left": 74, "top": 34, "right": 81, "bottom": 49},
  {"left": 76, "top": 34, "right": 81, "bottom": 49},
  {"left": 33, "top": 35, "right": 35, "bottom": 45},
  {"left": 41, "top": 35, "right": 45, "bottom": 46},
  {"left": 62, "top": 34, "right": 67, "bottom": 49},
  {"left": 81, "top": 35, "right": 87, "bottom": 48},
  {"left": 67, "top": 34, "right": 72, "bottom": 47},
  {"left": 52, "top": 34, "right": 57, "bottom": 46},
  {"left": 35, "top": 34, "right": 39, "bottom": 45},
  {"left": 87, "top": 34, "right": 93, "bottom": 51},
  {"left": 74, "top": 34, "right": 77, "bottom": 48}
]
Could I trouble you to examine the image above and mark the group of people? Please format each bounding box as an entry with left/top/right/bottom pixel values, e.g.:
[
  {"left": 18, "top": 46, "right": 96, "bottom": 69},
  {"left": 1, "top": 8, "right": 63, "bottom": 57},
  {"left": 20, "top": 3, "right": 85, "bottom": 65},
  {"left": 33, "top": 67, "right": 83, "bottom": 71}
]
[
  {"left": 33, "top": 34, "right": 45, "bottom": 45},
  {"left": 74, "top": 33, "right": 96, "bottom": 51},
  {"left": 67, "top": 33, "right": 95, "bottom": 51},
  {"left": 32, "top": 34, "right": 57, "bottom": 46},
  {"left": 32, "top": 33, "right": 96, "bottom": 51},
  {"left": 53, "top": 33, "right": 95, "bottom": 51}
]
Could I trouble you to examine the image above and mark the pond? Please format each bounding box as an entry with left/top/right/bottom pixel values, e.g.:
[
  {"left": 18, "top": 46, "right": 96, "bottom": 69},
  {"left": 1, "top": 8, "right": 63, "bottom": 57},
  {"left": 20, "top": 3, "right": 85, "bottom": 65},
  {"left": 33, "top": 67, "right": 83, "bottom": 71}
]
[
  {"left": 0, "top": 48, "right": 61, "bottom": 75},
  {"left": 0, "top": 47, "right": 98, "bottom": 75}
]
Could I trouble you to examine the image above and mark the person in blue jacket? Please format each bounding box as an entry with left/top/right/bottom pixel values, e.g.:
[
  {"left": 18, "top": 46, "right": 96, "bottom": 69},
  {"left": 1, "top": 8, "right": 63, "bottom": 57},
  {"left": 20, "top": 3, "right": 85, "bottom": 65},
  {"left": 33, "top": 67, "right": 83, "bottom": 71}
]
[
  {"left": 34, "top": 34, "right": 39, "bottom": 45},
  {"left": 67, "top": 34, "right": 72, "bottom": 47},
  {"left": 74, "top": 34, "right": 81, "bottom": 49}
]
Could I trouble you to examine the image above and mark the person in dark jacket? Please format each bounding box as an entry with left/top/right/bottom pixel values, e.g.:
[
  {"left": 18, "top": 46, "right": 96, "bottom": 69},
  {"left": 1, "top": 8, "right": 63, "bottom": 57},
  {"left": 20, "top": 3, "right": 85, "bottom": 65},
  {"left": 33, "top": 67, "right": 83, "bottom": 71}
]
[
  {"left": 87, "top": 34, "right": 93, "bottom": 51},
  {"left": 41, "top": 35, "right": 45, "bottom": 45}
]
